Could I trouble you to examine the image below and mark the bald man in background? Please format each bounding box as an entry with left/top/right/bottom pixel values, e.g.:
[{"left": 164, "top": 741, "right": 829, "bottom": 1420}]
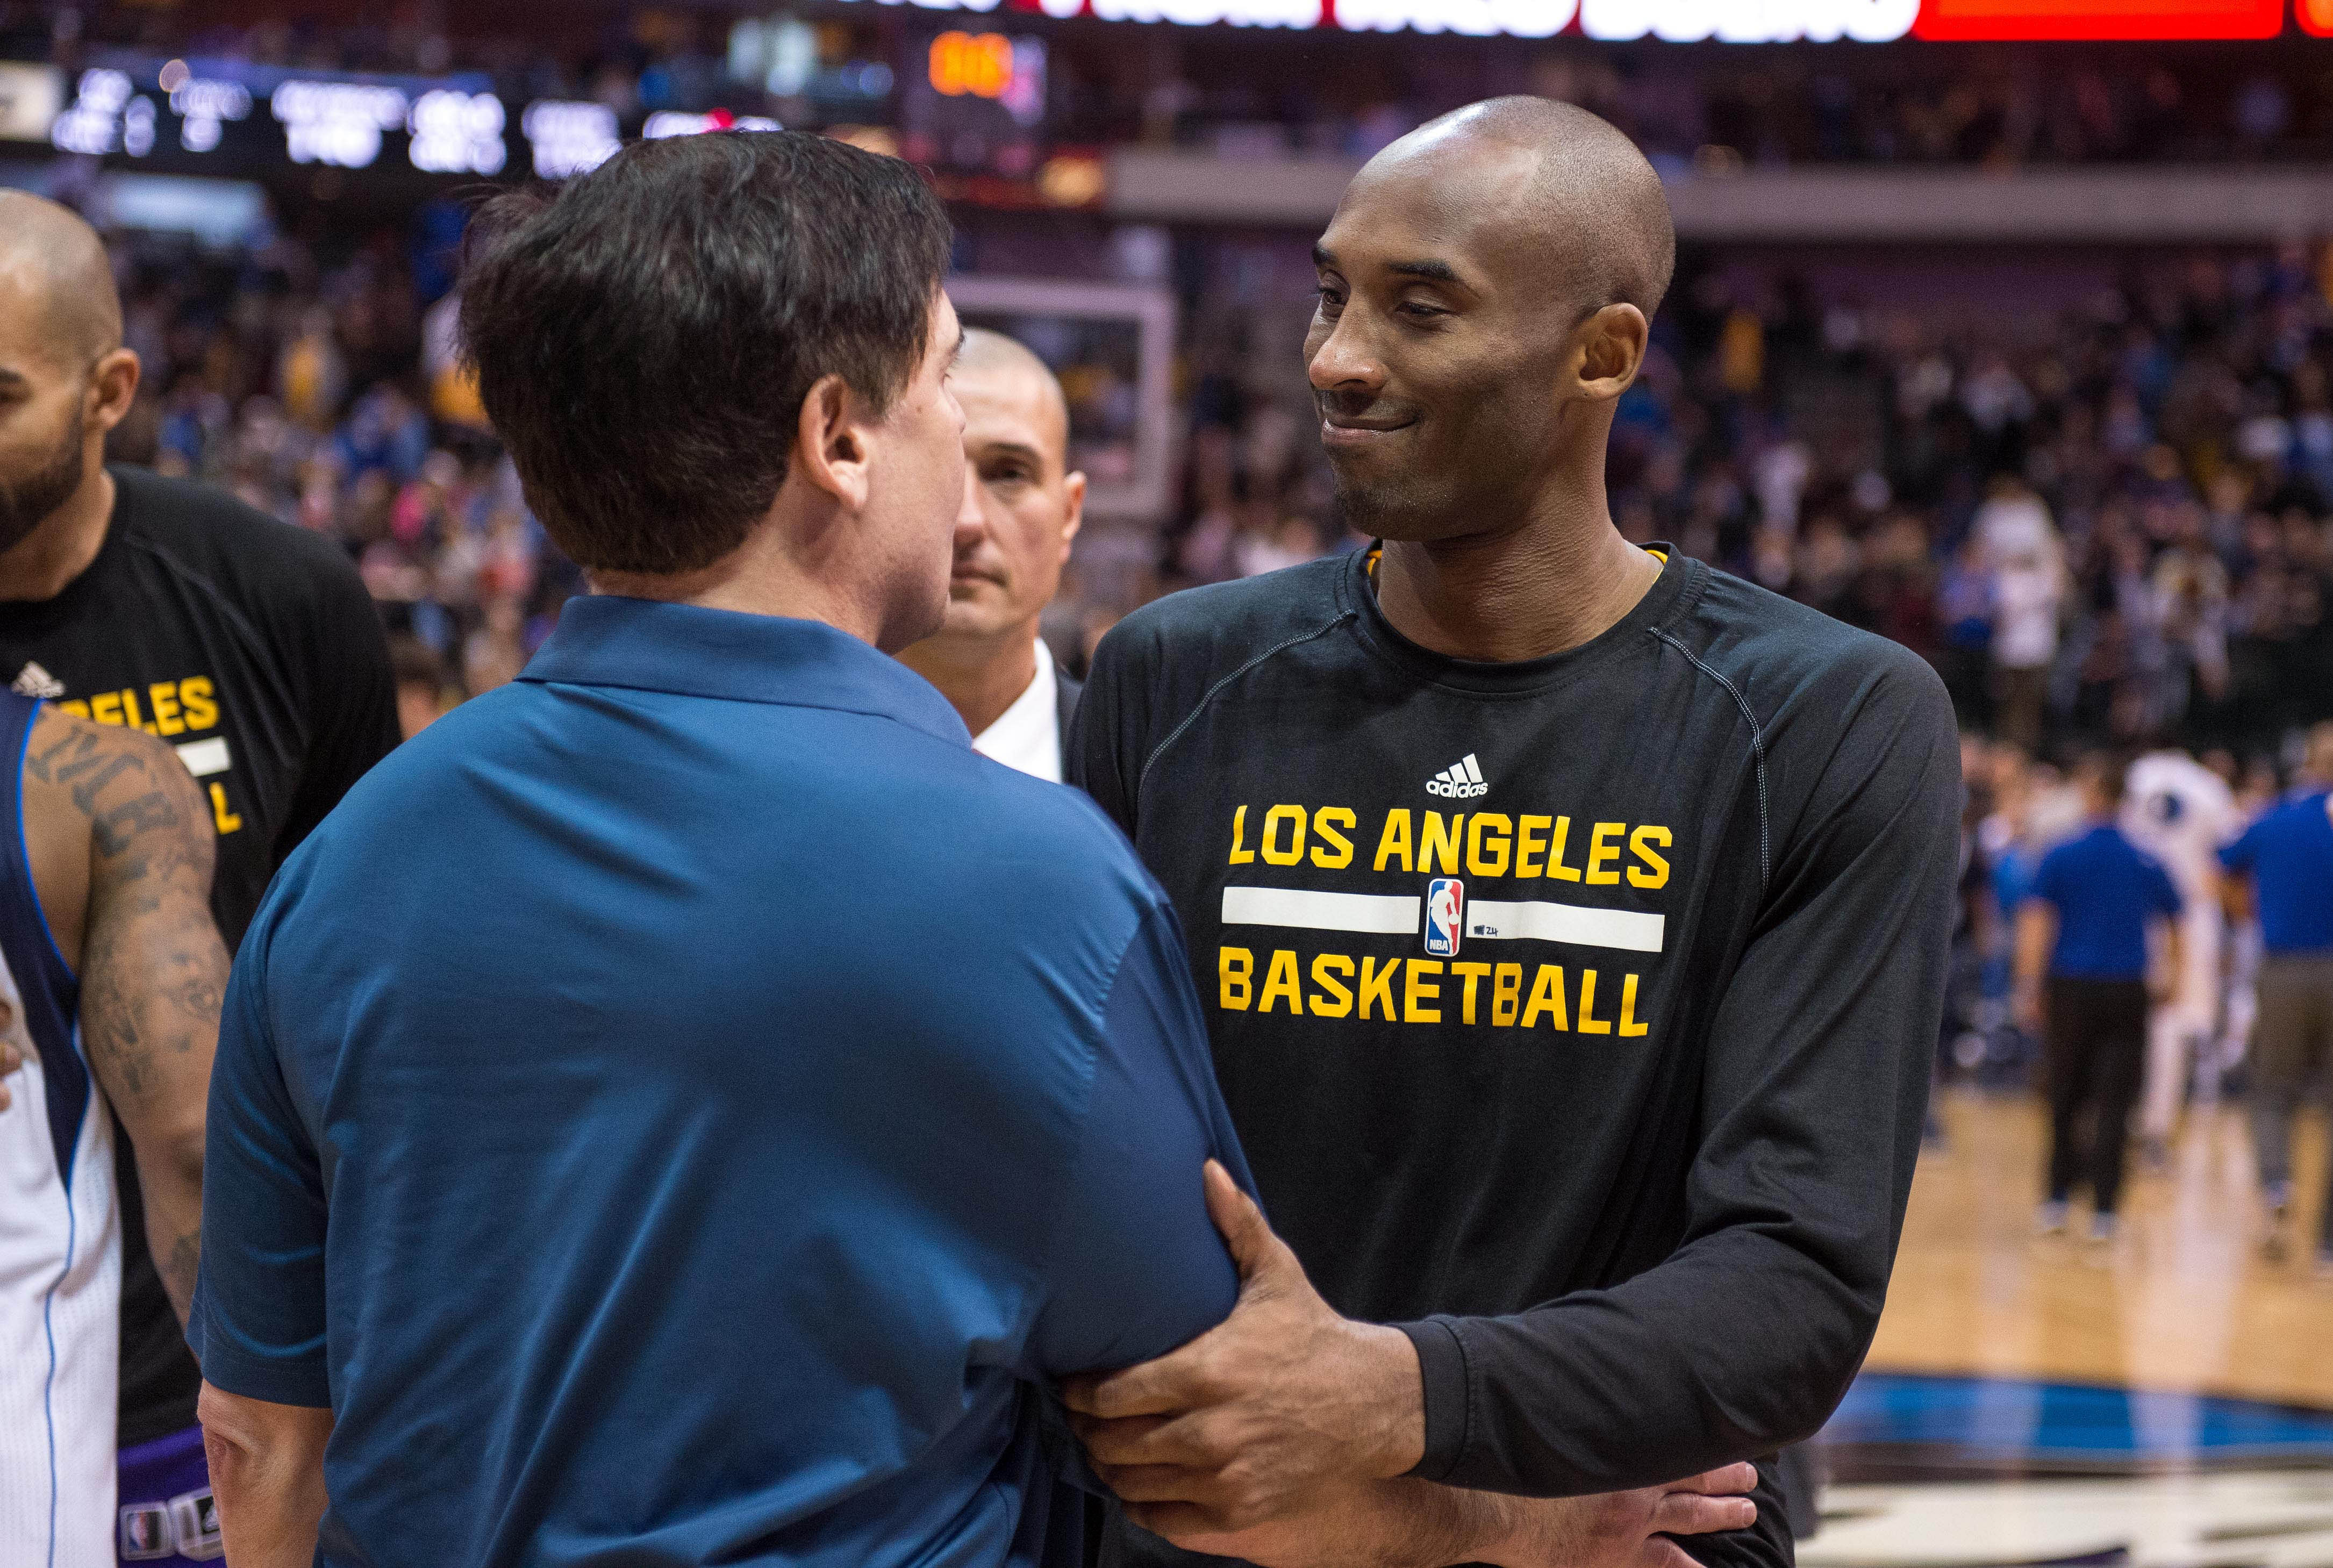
[
  {"left": 0, "top": 191, "right": 398, "bottom": 1564},
  {"left": 899, "top": 328, "right": 1085, "bottom": 780},
  {"left": 1065, "top": 98, "right": 1957, "bottom": 1567}
]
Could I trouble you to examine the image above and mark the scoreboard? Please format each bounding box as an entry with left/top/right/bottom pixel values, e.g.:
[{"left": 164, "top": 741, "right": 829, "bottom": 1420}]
[
  {"left": 10, "top": 55, "right": 788, "bottom": 185},
  {"left": 829, "top": 0, "right": 2321, "bottom": 37}
]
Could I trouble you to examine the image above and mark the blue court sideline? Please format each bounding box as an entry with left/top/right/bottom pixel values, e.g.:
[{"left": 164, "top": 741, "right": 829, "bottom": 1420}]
[{"left": 1823, "top": 1373, "right": 2333, "bottom": 1477}]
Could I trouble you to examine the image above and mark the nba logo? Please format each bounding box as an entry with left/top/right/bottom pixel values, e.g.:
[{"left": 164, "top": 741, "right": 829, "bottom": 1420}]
[
  {"left": 1423, "top": 878, "right": 1464, "bottom": 957},
  {"left": 119, "top": 1505, "right": 172, "bottom": 1560}
]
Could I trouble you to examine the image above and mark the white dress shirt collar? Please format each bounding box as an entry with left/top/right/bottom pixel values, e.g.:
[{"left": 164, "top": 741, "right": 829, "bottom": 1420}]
[{"left": 970, "top": 639, "right": 1062, "bottom": 784}]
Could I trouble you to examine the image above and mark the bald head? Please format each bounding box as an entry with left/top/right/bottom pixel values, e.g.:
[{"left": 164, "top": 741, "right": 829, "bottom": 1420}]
[
  {"left": 1361, "top": 96, "right": 1674, "bottom": 321},
  {"left": 955, "top": 327, "right": 1068, "bottom": 459},
  {"left": 1305, "top": 96, "right": 1673, "bottom": 545},
  {"left": 0, "top": 192, "right": 121, "bottom": 369}
]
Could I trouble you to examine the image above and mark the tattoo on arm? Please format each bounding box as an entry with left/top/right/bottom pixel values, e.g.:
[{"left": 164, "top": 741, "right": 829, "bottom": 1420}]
[
  {"left": 53, "top": 714, "right": 228, "bottom": 1327},
  {"left": 163, "top": 1229, "right": 204, "bottom": 1328}
]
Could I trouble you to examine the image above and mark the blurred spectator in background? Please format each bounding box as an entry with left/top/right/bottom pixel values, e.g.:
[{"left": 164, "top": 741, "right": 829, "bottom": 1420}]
[
  {"left": 2121, "top": 746, "right": 2241, "bottom": 1166},
  {"left": 2219, "top": 721, "right": 2333, "bottom": 1272},
  {"left": 2015, "top": 752, "right": 2184, "bottom": 1245}
]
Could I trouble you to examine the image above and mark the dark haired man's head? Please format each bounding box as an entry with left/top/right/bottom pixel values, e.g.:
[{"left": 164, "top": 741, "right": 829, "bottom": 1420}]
[
  {"left": 1306, "top": 97, "right": 1674, "bottom": 542},
  {"left": 460, "top": 131, "right": 964, "bottom": 648},
  {"left": 2075, "top": 750, "right": 2130, "bottom": 814}
]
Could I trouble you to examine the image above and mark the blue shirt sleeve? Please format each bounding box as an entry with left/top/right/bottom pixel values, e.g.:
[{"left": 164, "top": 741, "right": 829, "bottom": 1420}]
[
  {"left": 188, "top": 921, "right": 333, "bottom": 1408},
  {"left": 1025, "top": 897, "right": 1251, "bottom": 1379},
  {"left": 2029, "top": 844, "right": 2065, "bottom": 910},
  {"left": 2220, "top": 819, "right": 2261, "bottom": 875},
  {"left": 2148, "top": 858, "right": 2183, "bottom": 920}
]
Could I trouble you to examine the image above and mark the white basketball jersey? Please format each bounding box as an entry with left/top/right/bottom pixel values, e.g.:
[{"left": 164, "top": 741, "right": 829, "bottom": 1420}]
[
  {"left": 2123, "top": 751, "right": 2240, "bottom": 901},
  {"left": 0, "top": 936, "right": 119, "bottom": 1566}
]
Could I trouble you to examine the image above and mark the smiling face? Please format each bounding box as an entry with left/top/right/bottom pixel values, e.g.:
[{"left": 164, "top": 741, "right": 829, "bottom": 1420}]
[
  {"left": 1307, "top": 141, "right": 1575, "bottom": 542},
  {"left": 1305, "top": 103, "right": 1670, "bottom": 545}
]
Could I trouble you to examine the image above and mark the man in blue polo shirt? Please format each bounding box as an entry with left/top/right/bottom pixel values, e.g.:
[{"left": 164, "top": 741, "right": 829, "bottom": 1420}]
[
  {"left": 2014, "top": 752, "right": 2183, "bottom": 1244},
  {"left": 184, "top": 133, "right": 1251, "bottom": 1568},
  {"left": 2220, "top": 721, "right": 2333, "bottom": 1271}
]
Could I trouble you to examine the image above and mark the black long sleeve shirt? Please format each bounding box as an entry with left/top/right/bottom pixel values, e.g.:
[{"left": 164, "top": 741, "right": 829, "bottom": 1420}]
[{"left": 1070, "top": 545, "right": 1958, "bottom": 1568}]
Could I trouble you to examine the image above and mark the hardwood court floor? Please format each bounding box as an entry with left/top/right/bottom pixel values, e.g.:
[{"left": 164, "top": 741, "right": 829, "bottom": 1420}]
[{"left": 1864, "top": 1089, "right": 2333, "bottom": 1410}]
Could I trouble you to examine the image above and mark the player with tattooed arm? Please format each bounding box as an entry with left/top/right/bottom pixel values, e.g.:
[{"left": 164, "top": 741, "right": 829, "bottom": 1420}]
[{"left": 1, "top": 693, "right": 228, "bottom": 1565}]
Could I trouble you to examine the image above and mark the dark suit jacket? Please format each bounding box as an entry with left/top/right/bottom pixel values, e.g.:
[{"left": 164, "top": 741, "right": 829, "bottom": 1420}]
[{"left": 1055, "top": 669, "right": 1083, "bottom": 762}]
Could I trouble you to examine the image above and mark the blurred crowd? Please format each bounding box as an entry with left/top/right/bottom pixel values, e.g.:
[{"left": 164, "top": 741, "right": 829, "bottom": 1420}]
[
  {"left": 1627, "top": 248, "right": 2333, "bottom": 766},
  {"left": 91, "top": 204, "right": 2333, "bottom": 772},
  {"left": 1157, "top": 49, "right": 2333, "bottom": 170},
  {"left": 99, "top": 223, "right": 581, "bottom": 731}
]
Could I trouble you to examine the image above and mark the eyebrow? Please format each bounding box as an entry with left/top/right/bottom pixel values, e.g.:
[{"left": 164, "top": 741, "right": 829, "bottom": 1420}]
[
  {"left": 1389, "top": 259, "right": 1462, "bottom": 284},
  {"left": 1312, "top": 243, "right": 1466, "bottom": 289},
  {"left": 975, "top": 439, "right": 1047, "bottom": 470}
]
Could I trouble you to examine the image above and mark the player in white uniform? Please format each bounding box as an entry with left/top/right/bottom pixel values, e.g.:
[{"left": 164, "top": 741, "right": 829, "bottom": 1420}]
[
  {"left": 0, "top": 691, "right": 224, "bottom": 1564},
  {"left": 2122, "top": 748, "right": 2241, "bottom": 1162}
]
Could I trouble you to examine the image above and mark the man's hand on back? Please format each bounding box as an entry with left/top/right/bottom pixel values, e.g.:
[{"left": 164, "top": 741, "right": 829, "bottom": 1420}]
[
  {"left": 1127, "top": 1465, "right": 1760, "bottom": 1568},
  {"left": 1064, "top": 1161, "right": 1424, "bottom": 1531}
]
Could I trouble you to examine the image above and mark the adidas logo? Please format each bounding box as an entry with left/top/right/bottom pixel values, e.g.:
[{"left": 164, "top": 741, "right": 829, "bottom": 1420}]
[
  {"left": 1426, "top": 753, "right": 1487, "bottom": 799},
  {"left": 11, "top": 662, "right": 65, "bottom": 700}
]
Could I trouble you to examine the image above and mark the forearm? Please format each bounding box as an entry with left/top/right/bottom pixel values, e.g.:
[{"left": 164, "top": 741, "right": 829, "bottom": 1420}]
[
  {"left": 199, "top": 1383, "right": 332, "bottom": 1568},
  {"left": 1140, "top": 1469, "right": 1765, "bottom": 1568},
  {"left": 1153, "top": 1477, "right": 1521, "bottom": 1568},
  {"left": 137, "top": 1136, "right": 204, "bottom": 1328},
  {"left": 1399, "top": 1228, "right": 1881, "bottom": 1497},
  {"left": 1336, "top": 1479, "right": 1522, "bottom": 1568},
  {"left": 2013, "top": 905, "right": 2054, "bottom": 994}
]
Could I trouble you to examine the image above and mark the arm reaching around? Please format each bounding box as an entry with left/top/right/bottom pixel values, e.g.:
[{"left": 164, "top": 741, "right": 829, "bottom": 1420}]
[
  {"left": 1071, "top": 1166, "right": 1758, "bottom": 1566},
  {"left": 25, "top": 710, "right": 227, "bottom": 1325},
  {"left": 1147, "top": 1468, "right": 1757, "bottom": 1568}
]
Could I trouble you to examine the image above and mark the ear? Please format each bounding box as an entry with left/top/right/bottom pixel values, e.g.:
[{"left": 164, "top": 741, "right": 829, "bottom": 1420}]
[
  {"left": 1573, "top": 304, "right": 1649, "bottom": 404},
  {"left": 86, "top": 348, "right": 140, "bottom": 435},
  {"left": 794, "top": 373, "right": 872, "bottom": 512},
  {"left": 1058, "top": 469, "right": 1086, "bottom": 563}
]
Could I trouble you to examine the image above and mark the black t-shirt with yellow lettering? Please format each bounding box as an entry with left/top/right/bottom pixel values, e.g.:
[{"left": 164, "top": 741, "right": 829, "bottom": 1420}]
[
  {"left": 0, "top": 463, "right": 398, "bottom": 1444},
  {"left": 1071, "top": 546, "right": 1958, "bottom": 1568}
]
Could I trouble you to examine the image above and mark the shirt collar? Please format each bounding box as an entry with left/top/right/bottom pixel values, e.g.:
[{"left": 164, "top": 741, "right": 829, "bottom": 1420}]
[
  {"left": 518, "top": 595, "right": 971, "bottom": 746},
  {"left": 970, "top": 640, "right": 1061, "bottom": 783}
]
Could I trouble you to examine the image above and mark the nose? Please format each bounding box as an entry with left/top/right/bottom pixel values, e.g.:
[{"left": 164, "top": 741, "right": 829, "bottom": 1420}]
[
  {"left": 951, "top": 455, "right": 986, "bottom": 553},
  {"left": 1307, "top": 309, "right": 1388, "bottom": 398}
]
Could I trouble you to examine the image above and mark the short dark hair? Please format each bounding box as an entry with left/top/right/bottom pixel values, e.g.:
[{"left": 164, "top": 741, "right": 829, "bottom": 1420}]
[
  {"left": 2075, "top": 748, "right": 2131, "bottom": 803},
  {"left": 459, "top": 132, "right": 951, "bottom": 575}
]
